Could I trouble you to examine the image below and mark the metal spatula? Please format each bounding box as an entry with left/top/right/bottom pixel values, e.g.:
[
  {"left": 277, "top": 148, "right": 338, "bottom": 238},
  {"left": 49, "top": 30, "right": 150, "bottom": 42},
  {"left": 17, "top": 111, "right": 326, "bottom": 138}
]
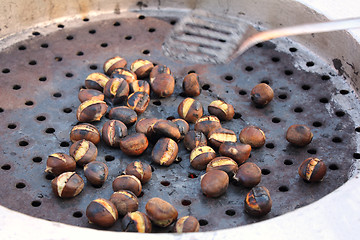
[{"left": 162, "top": 10, "right": 360, "bottom": 64}]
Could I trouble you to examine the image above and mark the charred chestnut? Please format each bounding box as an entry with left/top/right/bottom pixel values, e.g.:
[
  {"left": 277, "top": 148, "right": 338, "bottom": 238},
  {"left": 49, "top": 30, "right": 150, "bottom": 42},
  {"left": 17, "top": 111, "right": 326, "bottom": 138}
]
[
  {"left": 178, "top": 97, "right": 203, "bottom": 123},
  {"left": 102, "top": 120, "right": 128, "bottom": 148},
  {"left": 76, "top": 99, "right": 108, "bottom": 122},
  {"left": 45, "top": 153, "right": 76, "bottom": 176},
  {"left": 51, "top": 172, "right": 84, "bottom": 198},
  {"left": 125, "top": 161, "right": 152, "bottom": 184},
  {"left": 233, "top": 162, "right": 261, "bottom": 188},
  {"left": 110, "top": 190, "right": 139, "bottom": 216},
  {"left": 86, "top": 198, "right": 118, "bottom": 228},
  {"left": 150, "top": 73, "right": 175, "bottom": 98},
  {"left": 298, "top": 157, "right": 327, "bottom": 182},
  {"left": 151, "top": 138, "right": 178, "bottom": 166},
  {"left": 122, "top": 211, "right": 152, "bottom": 233},
  {"left": 130, "top": 59, "right": 154, "bottom": 79},
  {"left": 251, "top": 83, "right": 274, "bottom": 107},
  {"left": 112, "top": 175, "right": 142, "bottom": 196},
  {"left": 103, "top": 56, "right": 127, "bottom": 76},
  {"left": 208, "top": 127, "right": 237, "bottom": 149},
  {"left": 119, "top": 133, "right": 149, "bottom": 156},
  {"left": 109, "top": 106, "right": 137, "bottom": 127},
  {"left": 286, "top": 124, "right": 313, "bottom": 147},
  {"left": 145, "top": 197, "right": 178, "bottom": 227},
  {"left": 190, "top": 145, "right": 216, "bottom": 170},
  {"left": 219, "top": 142, "right": 251, "bottom": 165},
  {"left": 208, "top": 100, "right": 235, "bottom": 121},
  {"left": 111, "top": 68, "right": 137, "bottom": 84},
  {"left": 174, "top": 216, "right": 200, "bottom": 233},
  {"left": 239, "top": 126, "right": 266, "bottom": 148},
  {"left": 129, "top": 80, "right": 150, "bottom": 95},
  {"left": 70, "top": 123, "right": 101, "bottom": 145},
  {"left": 84, "top": 161, "right": 109, "bottom": 187},
  {"left": 244, "top": 186, "right": 272, "bottom": 217},
  {"left": 171, "top": 118, "right": 190, "bottom": 140},
  {"left": 103, "top": 77, "right": 129, "bottom": 105},
  {"left": 127, "top": 91, "right": 150, "bottom": 114},
  {"left": 206, "top": 157, "right": 238, "bottom": 177},
  {"left": 78, "top": 89, "right": 104, "bottom": 103},
  {"left": 69, "top": 139, "right": 97, "bottom": 167},
  {"left": 85, "top": 72, "right": 110, "bottom": 91},
  {"left": 149, "top": 64, "right": 171, "bottom": 82},
  {"left": 183, "top": 130, "right": 207, "bottom": 151},
  {"left": 182, "top": 73, "right": 201, "bottom": 97},
  {"left": 194, "top": 115, "right": 221, "bottom": 137},
  {"left": 147, "top": 120, "right": 181, "bottom": 143},
  {"left": 201, "top": 170, "right": 229, "bottom": 198}
]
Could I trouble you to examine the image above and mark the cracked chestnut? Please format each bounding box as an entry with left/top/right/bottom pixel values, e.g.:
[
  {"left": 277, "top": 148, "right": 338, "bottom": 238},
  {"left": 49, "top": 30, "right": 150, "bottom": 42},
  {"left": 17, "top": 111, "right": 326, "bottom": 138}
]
[
  {"left": 103, "top": 56, "right": 127, "bottom": 76},
  {"left": 145, "top": 197, "right": 178, "bottom": 227},
  {"left": 150, "top": 73, "right": 175, "bottom": 98},
  {"left": 109, "top": 106, "right": 137, "bottom": 127},
  {"left": 45, "top": 153, "right": 76, "bottom": 176},
  {"left": 147, "top": 120, "right": 181, "bottom": 143},
  {"left": 127, "top": 91, "right": 150, "bottom": 114},
  {"left": 201, "top": 170, "right": 229, "bottom": 198},
  {"left": 76, "top": 99, "right": 108, "bottom": 122},
  {"left": 182, "top": 73, "right": 201, "bottom": 97},
  {"left": 51, "top": 172, "right": 84, "bottom": 198},
  {"left": 102, "top": 120, "right": 128, "bottom": 148},
  {"left": 85, "top": 72, "right": 110, "bottom": 91},
  {"left": 286, "top": 124, "right": 313, "bottom": 147},
  {"left": 298, "top": 157, "right": 327, "bottom": 182},
  {"left": 251, "top": 83, "right": 274, "bottom": 107},
  {"left": 190, "top": 145, "right": 216, "bottom": 170},
  {"left": 119, "top": 133, "right": 149, "bottom": 156},
  {"left": 69, "top": 139, "right": 97, "bottom": 167},
  {"left": 219, "top": 142, "right": 251, "bottom": 165},
  {"left": 208, "top": 127, "right": 237, "bottom": 148},
  {"left": 171, "top": 118, "right": 189, "bottom": 140},
  {"left": 125, "top": 161, "right": 152, "bottom": 184},
  {"left": 206, "top": 157, "right": 238, "bottom": 177},
  {"left": 84, "top": 161, "right": 108, "bottom": 187},
  {"left": 122, "top": 211, "right": 152, "bottom": 233},
  {"left": 174, "top": 216, "right": 200, "bottom": 233},
  {"left": 103, "top": 77, "right": 129, "bottom": 105},
  {"left": 110, "top": 190, "right": 139, "bottom": 216},
  {"left": 129, "top": 80, "right": 150, "bottom": 95},
  {"left": 70, "top": 123, "right": 101, "bottom": 145},
  {"left": 239, "top": 126, "right": 266, "bottom": 148},
  {"left": 183, "top": 130, "right": 207, "bottom": 151},
  {"left": 151, "top": 138, "right": 178, "bottom": 166},
  {"left": 194, "top": 115, "right": 221, "bottom": 137},
  {"left": 244, "top": 186, "right": 272, "bottom": 217},
  {"left": 78, "top": 89, "right": 104, "bottom": 103},
  {"left": 112, "top": 175, "right": 142, "bottom": 196},
  {"left": 233, "top": 162, "right": 261, "bottom": 188},
  {"left": 86, "top": 198, "right": 118, "bottom": 228},
  {"left": 111, "top": 68, "right": 137, "bottom": 84},
  {"left": 150, "top": 64, "right": 171, "bottom": 82},
  {"left": 130, "top": 59, "right": 154, "bottom": 78},
  {"left": 208, "top": 100, "right": 235, "bottom": 121},
  {"left": 178, "top": 97, "right": 203, "bottom": 123}
]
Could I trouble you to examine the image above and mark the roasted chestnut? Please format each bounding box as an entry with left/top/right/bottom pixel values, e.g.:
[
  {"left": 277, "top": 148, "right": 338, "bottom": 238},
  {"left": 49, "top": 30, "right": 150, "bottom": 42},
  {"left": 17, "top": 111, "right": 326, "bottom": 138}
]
[
  {"left": 244, "top": 186, "right": 272, "bottom": 217},
  {"left": 109, "top": 106, "right": 137, "bottom": 127},
  {"left": 70, "top": 123, "right": 101, "bottom": 144},
  {"left": 298, "top": 157, "right": 327, "bottom": 182},
  {"left": 85, "top": 72, "right": 110, "bottom": 91},
  {"left": 201, "top": 170, "right": 229, "bottom": 198},
  {"left": 119, "top": 133, "right": 149, "bottom": 156},
  {"left": 78, "top": 89, "right": 104, "bottom": 103},
  {"left": 251, "top": 83, "right": 274, "bottom": 107},
  {"left": 174, "top": 216, "right": 200, "bottom": 233},
  {"left": 45, "top": 153, "right": 76, "bottom": 176},
  {"left": 206, "top": 157, "right": 238, "bottom": 177},
  {"left": 208, "top": 100, "right": 235, "bottom": 121},
  {"left": 149, "top": 64, "right": 171, "bottom": 82},
  {"left": 103, "top": 77, "right": 129, "bottom": 105},
  {"left": 208, "top": 127, "right": 237, "bottom": 148},
  {"left": 194, "top": 115, "right": 221, "bottom": 136},
  {"left": 182, "top": 73, "right": 201, "bottom": 97},
  {"left": 233, "top": 162, "right": 261, "bottom": 188},
  {"left": 171, "top": 118, "right": 190, "bottom": 140},
  {"left": 102, "top": 120, "right": 128, "bottom": 148},
  {"left": 51, "top": 172, "right": 84, "bottom": 198},
  {"left": 190, "top": 145, "right": 216, "bottom": 170},
  {"left": 286, "top": 124, "right": 313, "bottom": 147},
  {"left": 150, "top": 73, "right": 175, "bottom": 98},
  {"left": 86, "top": 198, "right": 118, "bottom": 228},
  {"left": 110, "top": 190, "right": 139, "bottom": 216},
  {"left": 84, "top": 161, "right": 109, "bottom": 187},
  {"left": 219, "top": 142, "right": 251, "bottom": 165},
  {"left": 125, "top": 161, "right": 152, "bottom": 184},
  {"left": 147, "top": 120, "right": 181, "bottom": 143},
  {"left": 76, "top": 99, "right": 108, "bottom": 122},
  {"left": 135, "top": 118, "right": 159, "bottom": 135},
  {"left": 112, "top": 175, "right": 142, "bottom": 196},
  {"left": 127, "top": 91, "right": 150, "bottom": 114},
  {"left": 122, "top": 211, "right": 152, "bottom": 233},
  {"left": 111, "top": 68, "right": 137, "bottom": 84},
  {"left": 103, "top": 56, "right": 127, "bottom": 76},
  {"left": 239, "top": 126, "right": 266, "bottom": 148},
  {"left": 145, "top": 197, "right": 178, "bottom": 227},
  {"left": 178, "top": 97, "right": 203, "bottom": 123},
  {"left": 151, "top": 138, "right": 178, "bottom": 166},
  {"left": 183, "top": 130, "right": 207, "bottom": 151},
  {"left": 130, "top": 59, "right": 154, "bottom": 79},
  {"left": 69, "top": 139, "right": 97, "bottom": 167},
  {"left": 129, "top": 80, "right": 150, "bottom": 95}
]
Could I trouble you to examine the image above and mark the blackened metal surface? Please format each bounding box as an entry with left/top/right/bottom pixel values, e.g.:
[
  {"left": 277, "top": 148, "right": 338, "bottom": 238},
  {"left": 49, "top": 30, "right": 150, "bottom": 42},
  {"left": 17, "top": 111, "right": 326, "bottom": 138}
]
[{"left": 0, "top": 14, "right": 357, "bottom": 233}]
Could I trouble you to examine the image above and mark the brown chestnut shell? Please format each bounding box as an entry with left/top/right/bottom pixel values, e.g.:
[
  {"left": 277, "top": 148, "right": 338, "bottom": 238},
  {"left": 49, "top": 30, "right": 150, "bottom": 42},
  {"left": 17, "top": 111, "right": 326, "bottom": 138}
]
[
  {"left": 151, "top": 138, "right": 178, "bottom": 166},
  {"left": 145, "top": 197, "right": 178, "bottom": 227},
  {"left": 70, "top": 123, "right": 101, "bottom": 145},
  {"left": 125, "top": 161, "right": 152, "bottom": 184},
  {"left": 45, "top": 153, "right": 76, "bottom": 176},
  {"left": 233, "top": 162, "right": 262, "bottom": 188},
  {"left": 122, "top": 211, "right": 152, "bottom": 233},
  {"left": 183, "top": 130, "right": 207, "bottom": 151},
  {"left": 239, "top": 126, "right": 266, "bottom": 148},
  {"left": 84, "top": 161, "right": 109, "bottom": 187},
  {"left": 51, "top": 172, "right": 84, "bottom": 198},
  {"left": 86, "top": 198, "right": 118, "bottom": 228},
  {"left": 102, "top": 120, "right": 128, "bottom": 148},
  {"left": 286, "top": 124, "right": 313, "bottom": 147},
  {"left": 244, "top": 186, "right": 272, "bottom": 217},
  {"left": 201, "top": 170, "right": 229, "bottom": 198},
  {"left": 110, "top": 190, "right": 139, "bottom": 216},
  {"left": 120, "top": 133, "right": 149, "bottom": 156},
  {"left": 69, "top": 139, "right": 98, "bottom": 167},
  {"left": 112, "top": 175, "right": 142, "bottom": 196},
  {"left": 219, "top": 142, "right": 251, "bottom": 165}
]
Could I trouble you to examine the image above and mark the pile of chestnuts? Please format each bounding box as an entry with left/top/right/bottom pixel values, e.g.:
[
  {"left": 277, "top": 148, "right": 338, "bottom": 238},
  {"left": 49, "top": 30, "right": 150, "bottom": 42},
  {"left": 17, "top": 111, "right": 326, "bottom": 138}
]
[{"left": 44, "top": 54, "right": 326, "bottom": 232}]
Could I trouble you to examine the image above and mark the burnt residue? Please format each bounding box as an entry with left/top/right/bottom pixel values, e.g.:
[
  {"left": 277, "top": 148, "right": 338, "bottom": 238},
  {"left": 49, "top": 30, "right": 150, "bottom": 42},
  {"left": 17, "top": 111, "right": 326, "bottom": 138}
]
[{"left": 333, "top": 58, "right": 345, "bottom": 76}]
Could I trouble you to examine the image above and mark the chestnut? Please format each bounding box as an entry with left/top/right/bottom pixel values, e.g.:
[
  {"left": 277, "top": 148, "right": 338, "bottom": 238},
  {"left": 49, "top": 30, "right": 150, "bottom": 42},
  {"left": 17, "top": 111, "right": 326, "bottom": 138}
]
[
  {"left": 206, "top": 157, "right": 238, "bottom": 177},
  {"left": 151, "top": 138, "right": 178, "bottom": 166},
  {"left": 86, "top": 198, "right": 118, "bottom": 228},
  {"left": 190, "top": 145, "right": 216, "bottom": 170},
  {"left": 174, "top": 216, "right": 200, "bottom": 233},
  {"left": 208, "top": 127, "right": 237, "bottom": 149},
  {"left": 149, "top": 64, "right": 171, "bottom": 82},
  {"left": 150, "top": 73, "right": 175, "bottom": 98},
  {"left": 85, "top": 72, "right": 110, "bottom": 91},
  {"left": 78, "top": 89, "right": 104, "bottom": 103},
  {"left": 110, "top": 190, "right": 139, "bottom": 216},
  {"left": 233, "top": 162, "right": 261, "bottom": 188},
  {"left": 147, "top": 120, "right": 181, "bottom": 143},
  {"left": 129, "top": 80, "right": 150, "bottom": 95},
  {"left": 51, "top": 172, "right": 84, "bottom": 198},
  {"left": 103, "top": 56, "right": 127, "bottom": 76},
  {"left": 194, "top": 115, "right": 221, "bottom": 137},
  {"left": 183, "top": 130, "right": 207, "bottom": 151},
  {"left": 102, "top": 120, "right": 128, "bottom": 148},
  {"left": 103, "top": 77, "right": 129, "bottom": 105},
  {"left": 112, "top": 175, "right": 142, "bottom": 196},
  {"left": 251, "top": 83, "right": 274, "bottom": 107},
  {"left": 298, "top": 157, "right": 327, "bottom": 182},
  {"left": 70, "top": 123, "right": 101, "bottom": 145},
  {"left": 109, "top": 106, "right": 137, "bottom": 127},
  {"left": 45, "top": 153, "right": 76, "bottom": 176},
  {"left": 84, "top": 161, "right": 109, "bottom": 187},
  {"left": 111, "top": 68, "right": 137, "bottom": 84},
  {"left": 127, "top": 91, "right": 150, "bottom": 114},
  {"left": 239, "top": 126, "right": 266, "bottom": 148},
  {"left": 244, "top": 186, "right": 272, "bottom": 217},
  {"left": 201, "top": 170, "right": 229, "bottom": 198},
  {"left": 171, "top": 118, "right": 190, "bottom": 140},
  {"left": 122, "top": 211, "right": 152, "bottom": 233},
  {"left": 135, "top": 118, "right": 159, "bottom": 135},
  {"left": 125, "top": 161, "right": 152, "bottom": 184},
  {"left": 219, "top": 142, "right": 251, "bottom": 165},
  {"left": 130, "top": 59, "right": 154, "bottom": 79},
  {"left": 178, "top": 97, "right": 204, "bottom": 123},
  {"left": 145, "top": 197, "right": 178, "bottom": 227},
  {"left": 286, "top": 124, "right": 313, "bottom": 147},
  {"left": 119, "top": 133, "right": 149, "bottom": 156},
  {"left": 69, "top": 139, "right": 97, "bottom": 167},
  {"left": 208, "top": 100, "right": 235, "bottom": 121},
  {"left": 76, "top": 99, "right": 108, "bottom": 122},
  {"left": 182, "top": 73, "right": 201, "bottom": 97}
]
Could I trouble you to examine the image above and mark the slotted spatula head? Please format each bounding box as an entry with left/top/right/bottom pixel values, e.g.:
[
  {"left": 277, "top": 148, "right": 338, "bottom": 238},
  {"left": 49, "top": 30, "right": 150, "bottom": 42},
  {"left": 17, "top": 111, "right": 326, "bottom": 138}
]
[{"left": 162, "top": 10, "right": 257, "bottom": 64}]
